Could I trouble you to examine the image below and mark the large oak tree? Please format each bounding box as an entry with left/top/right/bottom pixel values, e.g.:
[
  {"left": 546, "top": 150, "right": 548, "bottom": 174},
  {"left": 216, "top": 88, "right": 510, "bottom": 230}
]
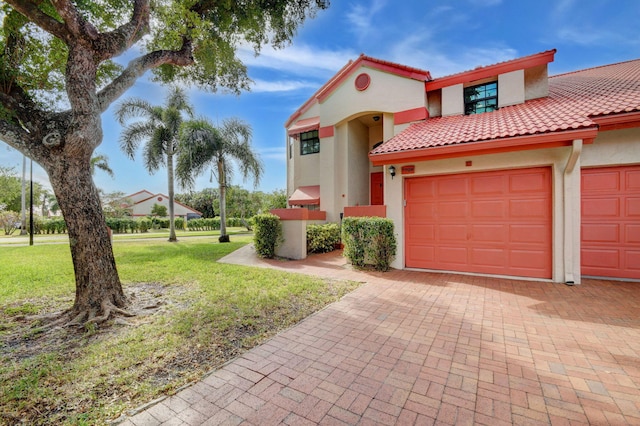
[{"left": 0, "top": 0, "right": 328, "bottom": 325}]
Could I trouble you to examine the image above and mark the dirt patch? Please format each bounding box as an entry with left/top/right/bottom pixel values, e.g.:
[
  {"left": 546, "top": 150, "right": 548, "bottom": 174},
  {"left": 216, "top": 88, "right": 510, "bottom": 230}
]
[{"left": 1, "top": 282, "right": 178, "bottom": 364}]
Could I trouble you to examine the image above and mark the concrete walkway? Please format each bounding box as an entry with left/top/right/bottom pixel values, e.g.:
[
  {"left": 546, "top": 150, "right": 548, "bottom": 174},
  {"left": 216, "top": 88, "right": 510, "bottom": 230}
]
[{"left": 120, "top": 245, "right": 640, "bottom": 425}]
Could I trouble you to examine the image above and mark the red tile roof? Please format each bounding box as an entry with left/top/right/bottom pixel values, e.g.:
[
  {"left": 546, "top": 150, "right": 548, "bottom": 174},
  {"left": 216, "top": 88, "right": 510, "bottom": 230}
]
[{"left": 371, "top": 58, "right": 640, "bottom": 157}]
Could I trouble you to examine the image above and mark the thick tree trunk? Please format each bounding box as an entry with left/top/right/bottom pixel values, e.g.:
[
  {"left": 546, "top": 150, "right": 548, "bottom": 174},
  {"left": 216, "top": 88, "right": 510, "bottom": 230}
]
[
  {"left": 48, "top": 155, "right": 127, "bottom": 324},
  {"left": 167, "top": 152, "right": 177, "bottom": 242}
]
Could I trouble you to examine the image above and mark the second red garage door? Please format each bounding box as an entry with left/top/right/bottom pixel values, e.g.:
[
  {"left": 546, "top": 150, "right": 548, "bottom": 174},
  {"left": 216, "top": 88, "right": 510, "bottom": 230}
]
[
  {"left": 405, "top": 167, "right": 552, "bottom": 279},
  {"left": 581, "top": 166, "right": 640, "bottom": 280}
]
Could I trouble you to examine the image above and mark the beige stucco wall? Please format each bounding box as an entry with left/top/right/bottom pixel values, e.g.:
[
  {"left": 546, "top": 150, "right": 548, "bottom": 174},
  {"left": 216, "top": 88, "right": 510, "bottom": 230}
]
[
  {"left": 321, "top": 66, "right": 426, "bottom": 126},
  {"left": 442, "top": 84, "right": 463, "bottom": 116},
  {"left": 498, "top": 69, "right": 525, "bottom": 108},
  {"left": 347, "top": 120, "right": 370, "bottom": 207},
  {"left": 581, "top": 128, "right": 640, "bottom": 167},
  {"left": 525, "top": 64, "right": 549, "bottom": 100}
]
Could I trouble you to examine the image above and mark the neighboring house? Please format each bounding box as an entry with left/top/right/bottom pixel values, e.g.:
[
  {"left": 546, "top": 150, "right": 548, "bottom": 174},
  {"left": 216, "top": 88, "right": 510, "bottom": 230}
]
[
  {"left": 285, "top": 49, "right": 640, "bottom": 283},
  {"left": 123, "top": 190, "right": 202, "bottom": 219}
]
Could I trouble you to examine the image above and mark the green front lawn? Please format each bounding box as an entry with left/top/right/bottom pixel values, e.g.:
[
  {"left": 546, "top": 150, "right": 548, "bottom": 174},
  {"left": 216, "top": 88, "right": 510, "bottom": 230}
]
[{"left": 0, "top": 236, "right": 359, "bottom": 425}]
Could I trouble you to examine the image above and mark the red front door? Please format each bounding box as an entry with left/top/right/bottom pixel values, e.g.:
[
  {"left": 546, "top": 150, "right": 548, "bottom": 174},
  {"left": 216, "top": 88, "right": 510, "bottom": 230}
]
[{"left": 371, "top": 172, "right": 384, "bottom": 205}]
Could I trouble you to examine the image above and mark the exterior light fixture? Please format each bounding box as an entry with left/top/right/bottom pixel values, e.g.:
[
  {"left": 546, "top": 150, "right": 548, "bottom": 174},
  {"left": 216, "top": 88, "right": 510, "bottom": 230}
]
[
  {"left": 373, "top": 115, "right": 380, "bottom": 121},
  {"left": 388, "top": 165, "right": 396, "bottom": 179}
]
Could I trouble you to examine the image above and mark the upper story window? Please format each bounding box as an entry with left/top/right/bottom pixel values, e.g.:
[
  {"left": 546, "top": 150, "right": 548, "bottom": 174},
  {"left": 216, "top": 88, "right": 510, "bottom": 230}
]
[
  {"left": 464, "top": 81, "right": 498, "bottom": 115},
  {"left": 300, "top": 130, "right": 319, "bottom": 155}
]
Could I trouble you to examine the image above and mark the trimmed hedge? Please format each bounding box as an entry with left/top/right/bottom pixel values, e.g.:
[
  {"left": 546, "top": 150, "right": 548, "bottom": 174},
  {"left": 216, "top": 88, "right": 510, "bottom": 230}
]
[
  {"left": 307, "top": 223, "right": 341, "bottom": 253},
  {"left": 253, "top": 213, "right": 282, "bottom": 259},
  {"left": 342, "top": 217, "right": 397, "bottom": 271}
]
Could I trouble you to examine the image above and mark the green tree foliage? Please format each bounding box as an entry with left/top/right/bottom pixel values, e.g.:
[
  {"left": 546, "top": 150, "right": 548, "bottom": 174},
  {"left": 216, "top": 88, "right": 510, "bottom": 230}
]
[
  {"left": 176, "top": 118, "right": 263, "bottom": 242},
  {"left": 90, "top": 153, "right": 114, "bottom": 178},
  {"left": 175, "top": 188, "right": 218, "bottom": 218},
  {"left": 0, "top": 165, "right": 46, "bottom": 213},
  {"left": 150, "top": 203, "right": 168, "bottom": 218},
  {"left": 101, "top": 191, "right": 133, "bottom": 218},
  {"left": 116, "top": 87, "right": 193, "bottom": 242}
]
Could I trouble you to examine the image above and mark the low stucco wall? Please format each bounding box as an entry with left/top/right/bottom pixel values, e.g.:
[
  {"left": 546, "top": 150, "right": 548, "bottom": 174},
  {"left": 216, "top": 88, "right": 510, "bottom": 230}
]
[{"left": 270, "top": 209, "right": 327, "bottom": 260}]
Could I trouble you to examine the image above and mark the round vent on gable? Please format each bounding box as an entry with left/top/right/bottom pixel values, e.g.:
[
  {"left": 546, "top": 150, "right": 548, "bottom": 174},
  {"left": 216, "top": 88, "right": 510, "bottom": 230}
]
[
  {"left": 157, "top": 197, "right": 163, "bottom": 202},
  {"left": 355, "top": 73, "right": 371, "bottom": 91}
]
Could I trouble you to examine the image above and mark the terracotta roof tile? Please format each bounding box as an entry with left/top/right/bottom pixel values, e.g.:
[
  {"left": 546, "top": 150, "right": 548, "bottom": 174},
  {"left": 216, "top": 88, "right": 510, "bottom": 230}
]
[{"left": 372, "top": 58, "right": 640, "bottom": 155}]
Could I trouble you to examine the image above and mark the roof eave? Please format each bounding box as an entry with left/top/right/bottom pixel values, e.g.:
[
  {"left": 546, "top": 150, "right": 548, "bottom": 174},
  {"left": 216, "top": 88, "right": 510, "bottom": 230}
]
[
  {"left": 369, "top": 126, "right": 598, "bottom": 166},
  {"left": 425, "top": 49, "right": 556, "bottom": 92}
]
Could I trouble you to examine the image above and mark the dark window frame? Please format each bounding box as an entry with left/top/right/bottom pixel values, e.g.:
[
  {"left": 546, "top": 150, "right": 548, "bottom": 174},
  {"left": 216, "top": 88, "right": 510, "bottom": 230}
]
[
  {"left": 464, "top": 81, "right": 498, "bottom": 115},
  {"left": 300, "top": 129, "right": 320, "bottom": 155}
]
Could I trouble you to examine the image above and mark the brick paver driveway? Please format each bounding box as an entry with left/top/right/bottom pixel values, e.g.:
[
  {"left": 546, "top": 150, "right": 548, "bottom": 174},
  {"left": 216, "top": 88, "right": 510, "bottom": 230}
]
[{"left": 121, "top": 246, "right": 640, "bottom": 425}]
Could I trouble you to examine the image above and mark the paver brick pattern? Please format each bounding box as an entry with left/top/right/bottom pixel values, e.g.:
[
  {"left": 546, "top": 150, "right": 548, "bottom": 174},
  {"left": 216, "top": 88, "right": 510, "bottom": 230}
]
[{"left": 121, "top": 246, "right": 640, "bottom": 425}]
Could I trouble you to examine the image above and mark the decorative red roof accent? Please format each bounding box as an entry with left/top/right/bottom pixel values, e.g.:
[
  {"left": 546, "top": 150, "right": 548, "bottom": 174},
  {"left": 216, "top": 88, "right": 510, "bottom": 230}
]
[
  {"left": 287, "top": 116, "right": 320, "bottom": 136},
  {"left": 285, "top": 55, "right": 431, "bottom": 128},
  {"left": 425, "top": 49, "right": 556, "bottom": 91},
  {"left": 288, "top": 185, "right": 320, "bottom": 206},
  {"left": 371, "top": 57, "right": 640, "bottom": 164}
]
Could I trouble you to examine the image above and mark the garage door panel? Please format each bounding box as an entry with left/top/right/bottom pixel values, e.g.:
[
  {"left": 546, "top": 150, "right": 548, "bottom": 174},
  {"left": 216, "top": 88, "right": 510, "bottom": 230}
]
[
  {"left": 471, "top": 175, "right": 504, "bottom": 195},
  {"left": 582, "top": 249, "right": 620, "bottom": 269},
  {"left": 510, "top": 224, "right": 549, "bottom": 244},
  {"left": 406, "top": 203, "right": 434, "bottom": 219},
  {"left": 408, "top": 224, "right": 435, "bottom": 240},
  {"left": 438, "top": 178, "right": 467, "bottom": 197},
  {"left": 582, "top": 166, "right": 640, "bottom": 280},
  {"left": 439, "top": 225, "right": 468, "bottom": 242},
  {"left": 438, "top": 201, "right": 468, "bottom": 218},
  {"left": 626, "top": 251, "right": 640, "bottom": 271},
  {"left": 510, "top": 171, "right": 547, "bottom": 193},
  {"left": 511, "top": 250, "right": 548, "bottom": 269},
  {"left": 510, "top": 198, "right": 549, "bottom": 218},
  {"left": 626, "top": 224, "right": 640, "bottom": 243},
  {"left": 472, "top": 200, "right": 506, "bottom": 218},
  {"left": 473, "top": 224, "right": 506, "bottom": 243},
  {"left": 437, "top": 247, "right": 468, "bottom": 265},
  {"left": 405, "top": 167, "right": 551, "bottom": 278},
  {"left": 583, "top": 171, "right": 620, "bottom": 191},
  {"left": 627, "top": 170, "right": 640, "bottom": 189},
  {"left": 406, "top": 244, "right": 435, "bottom": 264},
  {"left": 583, "top": 198, "right": 620, "bottom": 217},
  {"left": 582, "top": 224, "right": 620, "bottom": 243},
  {"left": 470, "top": 248, "right": 506, "bottom": 267},
  {"left": 628, "top": 198, "right": 640, "bottom": 216}
]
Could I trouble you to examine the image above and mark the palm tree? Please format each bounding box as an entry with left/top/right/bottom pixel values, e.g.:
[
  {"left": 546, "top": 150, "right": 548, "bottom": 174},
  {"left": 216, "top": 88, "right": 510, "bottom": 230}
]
[
  {"left": 115, "top": 87, "right": 193, "bottom": 242},
  {"left": 90, "top": 153, "right": 115, "bottom": 178},
  {"left": 176, "top": 117, "right": 263, "bottom": 242}
]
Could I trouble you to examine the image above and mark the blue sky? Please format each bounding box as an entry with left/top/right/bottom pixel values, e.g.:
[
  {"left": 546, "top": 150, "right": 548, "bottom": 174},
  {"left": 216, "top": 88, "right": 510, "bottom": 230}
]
[{"left": 2, "top": 0, "right": 639, "bottom": 197}]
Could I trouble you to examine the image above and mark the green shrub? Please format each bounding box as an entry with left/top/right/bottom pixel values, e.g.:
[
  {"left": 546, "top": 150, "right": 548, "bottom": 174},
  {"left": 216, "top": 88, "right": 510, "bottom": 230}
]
[
  {"left": 138, "top": 218, "right": 151, "bottom": 233},
  {"left": 342, "top": 217, "right": 396, "bottom": 271},
  {"left": 307, "top": 223, "right": 340, "bottom": 253},
  {"left": 174, "top": 217, "right": 185, "bottom": 230},
  {"left": 253, "top": 213, "right": 282, "bottom": 259}
]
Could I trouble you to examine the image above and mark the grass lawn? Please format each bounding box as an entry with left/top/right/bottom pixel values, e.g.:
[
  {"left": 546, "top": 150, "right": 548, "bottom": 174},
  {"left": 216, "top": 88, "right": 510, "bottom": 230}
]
[{"left": 0, "top": 235, "right": 360, "bottom": 425}]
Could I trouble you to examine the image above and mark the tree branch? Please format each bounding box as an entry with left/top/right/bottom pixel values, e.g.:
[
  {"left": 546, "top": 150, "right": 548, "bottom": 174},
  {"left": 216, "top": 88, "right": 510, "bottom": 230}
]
[
  {"left": 51, "top": 0, "right": 99, "bottom": 41},
  {"left": 97, "top": 40, "right": 194, "bottom": 113},
  {"left": 95, "top": 0, "right": 150, "bottom": 61},
  {"left": 5, "top": 0, "right": 67, "bottom": 40}
]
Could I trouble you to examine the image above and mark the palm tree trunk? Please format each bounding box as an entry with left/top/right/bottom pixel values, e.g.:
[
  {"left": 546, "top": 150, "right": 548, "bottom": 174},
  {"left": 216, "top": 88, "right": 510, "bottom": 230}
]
[
  {"left": 167, "top": 152, "right": 177, "bottom": 242},
  {"left": 218, "top": 158, "right": 229, "bottom": 242}
]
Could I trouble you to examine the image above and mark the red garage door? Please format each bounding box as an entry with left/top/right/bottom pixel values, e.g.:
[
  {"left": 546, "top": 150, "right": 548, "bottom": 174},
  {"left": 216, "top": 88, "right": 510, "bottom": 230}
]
[
  {"left": 405, "top": 167, "right": 552, "bottom": 279},
  {"left": 581, "top": 166, "right": 640, "bottom": 280}
]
